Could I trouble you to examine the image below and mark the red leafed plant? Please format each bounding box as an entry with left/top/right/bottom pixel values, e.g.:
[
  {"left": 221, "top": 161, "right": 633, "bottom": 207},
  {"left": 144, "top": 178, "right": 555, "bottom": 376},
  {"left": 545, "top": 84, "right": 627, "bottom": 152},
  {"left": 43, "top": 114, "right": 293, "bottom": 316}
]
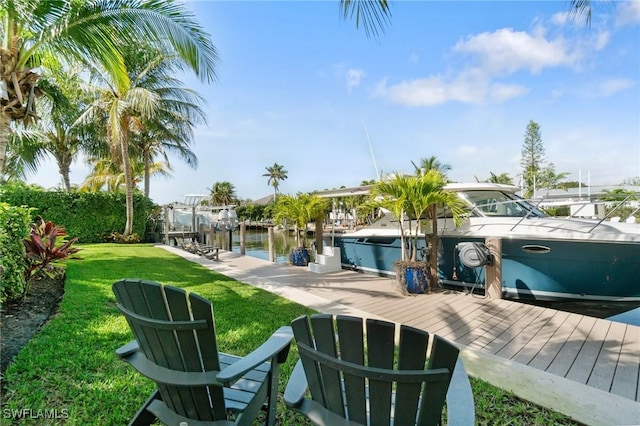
[{"left": 23, "top": 216, "right": 81, "bottom": 283}]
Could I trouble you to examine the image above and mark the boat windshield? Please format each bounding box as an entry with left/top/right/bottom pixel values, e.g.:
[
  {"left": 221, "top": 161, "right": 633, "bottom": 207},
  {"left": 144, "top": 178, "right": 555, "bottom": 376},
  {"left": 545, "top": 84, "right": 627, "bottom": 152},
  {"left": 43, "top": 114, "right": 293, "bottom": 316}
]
[{"left": 459, "top": 190, "right": 546, "bottom": 218}]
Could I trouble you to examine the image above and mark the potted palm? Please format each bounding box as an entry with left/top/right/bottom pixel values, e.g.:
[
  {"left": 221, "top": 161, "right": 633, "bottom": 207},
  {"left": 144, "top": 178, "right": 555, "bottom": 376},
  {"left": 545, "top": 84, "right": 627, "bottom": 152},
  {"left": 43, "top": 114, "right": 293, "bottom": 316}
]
[
  {"left": 368, "top": 171, "right": 466, "bottom": 294},
  {"left": 274, "top": 193, "right": 328, "bottom": 266}
]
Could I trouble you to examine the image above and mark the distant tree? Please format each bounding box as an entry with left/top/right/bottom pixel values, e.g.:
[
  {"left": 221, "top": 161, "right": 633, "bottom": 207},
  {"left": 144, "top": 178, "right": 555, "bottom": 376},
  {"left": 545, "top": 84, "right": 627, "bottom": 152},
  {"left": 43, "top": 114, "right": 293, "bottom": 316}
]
[
  {"left": 555, "top": 181, "right": 587, "bottom": 189},
  {"left": 263, "top": 163, "right": 288, "bottom": 201},
  {"left": 537, "top": 163, "right": 570, "bottom": 191},
  {"left": 80, "top": 157, "right": 170, "bottom": 192},
  {"left": 520, "top": 120, "right": 545, "bottom": 198},
  {"left": 475, "top": 172, "right": 514, "bottom": 185},
  {"left": 360, "top": 179, "right": 377, "bottom": 186},
  {"left": 622, "top": 177, "right": 640, "bottom": 186},
  {"left": 411, "top": 156, "right": 452, "bottom": 179},
  {"left": 209, "top": 181, "right": 237, "bottom": 205}
]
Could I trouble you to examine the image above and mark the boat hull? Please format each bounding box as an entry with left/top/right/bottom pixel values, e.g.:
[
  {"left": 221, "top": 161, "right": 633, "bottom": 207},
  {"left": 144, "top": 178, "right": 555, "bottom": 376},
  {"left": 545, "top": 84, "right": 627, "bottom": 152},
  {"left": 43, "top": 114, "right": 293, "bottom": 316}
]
[{"left": 333, "top": 235, "right": 640, "bottom": 302}]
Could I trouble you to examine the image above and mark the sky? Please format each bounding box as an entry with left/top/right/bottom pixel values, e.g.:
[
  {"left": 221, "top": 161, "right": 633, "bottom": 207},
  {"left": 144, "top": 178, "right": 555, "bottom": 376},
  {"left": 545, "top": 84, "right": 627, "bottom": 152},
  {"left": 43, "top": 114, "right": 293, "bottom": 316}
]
[{"left": 26, "top": 0, "right": 640, "bottom": 205}]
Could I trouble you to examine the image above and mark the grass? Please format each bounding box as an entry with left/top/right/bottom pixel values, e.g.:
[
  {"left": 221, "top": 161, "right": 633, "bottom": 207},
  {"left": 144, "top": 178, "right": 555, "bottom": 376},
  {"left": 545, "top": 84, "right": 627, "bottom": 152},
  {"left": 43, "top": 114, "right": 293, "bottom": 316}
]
[{"left": 1, "top": 244, "right": 581, "bottom": 425}]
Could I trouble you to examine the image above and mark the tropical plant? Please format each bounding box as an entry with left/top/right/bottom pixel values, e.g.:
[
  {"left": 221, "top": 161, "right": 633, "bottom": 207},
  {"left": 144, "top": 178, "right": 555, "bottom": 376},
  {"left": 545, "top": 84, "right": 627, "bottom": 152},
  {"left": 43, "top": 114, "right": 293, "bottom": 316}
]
[
  {"left": 367, "top": 170, "right": 466, "bottom": 290},
  {"left": 0, "top": 0, "right": 219, "bottom": 179},
  {"left": 80, "top": 156, "right": 170, "bottom": 192},
  {"left": 23, "top": 217, "right": 80, "bottom": 285},
  {"left": 263, "top": 162, "right": 288, "bottom": 202},
  {"left": 209, "top": 181, "right": 237, "bottom": 206},
  {"left": 411, "top": 155, "right": 452, "bottom": 180},
  {"left": 273, "top": 193, "right": 328, "bottom": 248},
  {"left": 78, "top": 40, "right": 213, "bottom": 236},
  {"left": 476, "top": 172, "right": 514, "bottom": 185}
]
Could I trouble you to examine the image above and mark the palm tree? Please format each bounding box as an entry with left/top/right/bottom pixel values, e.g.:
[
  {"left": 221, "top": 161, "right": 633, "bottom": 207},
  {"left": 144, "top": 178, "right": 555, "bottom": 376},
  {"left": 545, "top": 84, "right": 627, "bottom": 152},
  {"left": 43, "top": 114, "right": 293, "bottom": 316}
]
[
  {"left": 209, "top": 181, "right": 237, "bottom": 206},
  {"left": 8, "top": 61, "right": 91, "bottom": 190},
  {"left": 263, "top": 162, "right": 288, "bottom": 202},
  {"left": 80, "top": 156, "right": 170, "bottom": 192},
  {"left": 78, "top": 43, "right": 212, "bottom": 236},
  {"left": 476, "top": 172, "right": 514, "bottom": 185},
  {"left": 0, "top": 0, "right": 218, "bottom": 178},
  {"left": 368, "top": 170, "right": 466, "bottom": 290},
  {"left": 123, "top": 50, "right": 206, "bottom": 198},
  {"left": 411, "top": 156, "right": 452, "bottom": 180},
  {"left": 274, "top": 193, "right": 328, "bottom": 248}
]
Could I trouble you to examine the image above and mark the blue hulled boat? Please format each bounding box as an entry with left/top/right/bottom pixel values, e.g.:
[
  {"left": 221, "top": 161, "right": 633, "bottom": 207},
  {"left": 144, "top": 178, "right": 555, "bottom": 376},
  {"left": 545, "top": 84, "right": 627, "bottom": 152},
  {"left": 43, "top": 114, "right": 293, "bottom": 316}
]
[{"left": 331, "top": 183, "right": 640, "bottom": 302}]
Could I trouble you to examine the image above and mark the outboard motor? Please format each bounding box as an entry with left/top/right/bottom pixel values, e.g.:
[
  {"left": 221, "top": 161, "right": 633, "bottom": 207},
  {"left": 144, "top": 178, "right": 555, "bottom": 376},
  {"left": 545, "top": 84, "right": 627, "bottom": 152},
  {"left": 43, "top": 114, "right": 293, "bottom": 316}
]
[{"left": 456, "top": 242, "right": 492, "bottom": 268}]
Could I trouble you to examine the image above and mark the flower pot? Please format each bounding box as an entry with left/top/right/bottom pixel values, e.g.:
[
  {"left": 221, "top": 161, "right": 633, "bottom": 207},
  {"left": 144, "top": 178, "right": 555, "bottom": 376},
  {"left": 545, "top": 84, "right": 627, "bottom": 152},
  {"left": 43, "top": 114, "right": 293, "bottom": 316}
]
[
  {"left": 394, "top": 261, "right": 429, "bottom": 295},
  {"left": 290, "top": 247, "right": 310, "bottom": 266},
  {"left": 404, "top": 267, "right": 428, "bottom": 294}
]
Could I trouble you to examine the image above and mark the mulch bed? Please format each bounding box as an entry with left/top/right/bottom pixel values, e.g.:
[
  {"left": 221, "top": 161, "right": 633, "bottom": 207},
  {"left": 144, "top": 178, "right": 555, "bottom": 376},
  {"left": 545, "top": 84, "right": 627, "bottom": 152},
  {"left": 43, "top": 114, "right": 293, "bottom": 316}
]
[{"left": 0, "top": 277, "right": 65, "bottom": 378}]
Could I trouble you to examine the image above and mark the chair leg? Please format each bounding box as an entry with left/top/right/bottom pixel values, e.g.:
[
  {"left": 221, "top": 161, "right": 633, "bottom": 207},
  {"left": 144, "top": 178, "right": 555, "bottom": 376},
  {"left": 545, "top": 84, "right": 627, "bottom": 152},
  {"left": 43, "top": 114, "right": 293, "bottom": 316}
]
[
  {"left": 265, "top": 362, "right": 280, "bottom": 426},
  {"left": 128, "top": 390, "right": 161, "bottom": 426}
]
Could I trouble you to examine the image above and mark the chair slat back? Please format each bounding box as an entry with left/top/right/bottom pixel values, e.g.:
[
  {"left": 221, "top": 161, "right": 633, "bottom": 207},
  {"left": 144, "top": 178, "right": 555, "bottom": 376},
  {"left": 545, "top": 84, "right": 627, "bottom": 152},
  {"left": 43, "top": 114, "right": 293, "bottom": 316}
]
[
  {"left": 291, "top": 314, "right": 459, "bottom": 426},
  {"left": 113, "top": 279, "right": 226, "bottom": 421}
]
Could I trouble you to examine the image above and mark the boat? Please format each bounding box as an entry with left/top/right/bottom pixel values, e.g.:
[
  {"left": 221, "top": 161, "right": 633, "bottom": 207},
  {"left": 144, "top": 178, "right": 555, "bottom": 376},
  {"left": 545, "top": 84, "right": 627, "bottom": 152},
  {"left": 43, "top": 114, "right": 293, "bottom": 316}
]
[{"left": 327, "top": 183, "right": 640, "bottom": 302}]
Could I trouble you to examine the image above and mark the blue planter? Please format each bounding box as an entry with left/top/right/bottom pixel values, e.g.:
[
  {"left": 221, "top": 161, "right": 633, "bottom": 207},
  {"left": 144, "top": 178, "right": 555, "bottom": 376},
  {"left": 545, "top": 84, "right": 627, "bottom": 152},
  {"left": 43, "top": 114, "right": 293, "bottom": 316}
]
[
  {"left": 405, "top": 267, "right": 428, "bottom": 294},
  {"left": 290, "top": 247, "right": 310, "bottom": 266}
]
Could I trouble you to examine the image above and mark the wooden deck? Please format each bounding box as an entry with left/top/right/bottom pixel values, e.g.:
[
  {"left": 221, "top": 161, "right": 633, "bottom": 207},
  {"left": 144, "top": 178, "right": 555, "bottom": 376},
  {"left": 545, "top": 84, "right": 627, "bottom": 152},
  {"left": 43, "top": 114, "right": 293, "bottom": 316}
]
[{"left": 161, "top": 246, "right": 640, "bottom": 424}]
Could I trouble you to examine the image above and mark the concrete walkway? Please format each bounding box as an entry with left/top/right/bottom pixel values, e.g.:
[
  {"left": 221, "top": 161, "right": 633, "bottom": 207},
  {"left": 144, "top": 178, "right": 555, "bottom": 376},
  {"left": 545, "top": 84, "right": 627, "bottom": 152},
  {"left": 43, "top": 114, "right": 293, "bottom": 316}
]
[{"left": 160, "top": 246, "right": 640, "bottom": 426}]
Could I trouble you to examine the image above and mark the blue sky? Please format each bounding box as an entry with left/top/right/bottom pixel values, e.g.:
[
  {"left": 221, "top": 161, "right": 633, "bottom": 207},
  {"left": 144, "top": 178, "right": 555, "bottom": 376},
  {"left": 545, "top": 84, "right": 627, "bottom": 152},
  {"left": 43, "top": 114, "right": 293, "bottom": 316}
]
[{"left": 28, "top": 0, "right": 640, "bottom": 204}]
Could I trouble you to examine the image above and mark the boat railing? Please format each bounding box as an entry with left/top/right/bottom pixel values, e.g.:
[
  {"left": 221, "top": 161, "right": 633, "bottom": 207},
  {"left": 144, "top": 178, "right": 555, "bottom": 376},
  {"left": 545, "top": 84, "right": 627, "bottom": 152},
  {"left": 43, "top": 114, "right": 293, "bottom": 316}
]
[{"left": 587, "top": 194, "right": 636, "bottom": 233}]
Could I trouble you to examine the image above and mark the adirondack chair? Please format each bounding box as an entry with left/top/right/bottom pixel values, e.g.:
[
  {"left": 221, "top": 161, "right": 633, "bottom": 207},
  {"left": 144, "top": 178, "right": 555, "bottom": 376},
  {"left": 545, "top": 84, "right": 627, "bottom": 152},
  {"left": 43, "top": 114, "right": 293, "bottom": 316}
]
[
  {"left": 284, "top": 314, "right": 475, "bottom": 426},
  {"left": 113, "top": 279, "right": 293, "bottom": 426}
]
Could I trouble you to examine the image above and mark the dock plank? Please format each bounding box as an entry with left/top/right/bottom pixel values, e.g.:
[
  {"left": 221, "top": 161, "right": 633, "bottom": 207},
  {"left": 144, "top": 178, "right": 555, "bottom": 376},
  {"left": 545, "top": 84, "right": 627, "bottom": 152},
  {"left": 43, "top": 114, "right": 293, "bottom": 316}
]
[
  {"left": 546, "top": 315, "right": 596, "bottom": 378},
  {"left": 565, "top": 318, "right": 610, "bottom": 384},
  {"left": 511, "top": 309, "right": 571, "bottom": 365},
  {"left": 587, "top": 320, "right": 627, "bottom": 393},
  {"left": 610, "top": 325, "right": 640, "bottom": 401},
  {"left": 495, "top": 305, "right": 559, "bottom": 360}
]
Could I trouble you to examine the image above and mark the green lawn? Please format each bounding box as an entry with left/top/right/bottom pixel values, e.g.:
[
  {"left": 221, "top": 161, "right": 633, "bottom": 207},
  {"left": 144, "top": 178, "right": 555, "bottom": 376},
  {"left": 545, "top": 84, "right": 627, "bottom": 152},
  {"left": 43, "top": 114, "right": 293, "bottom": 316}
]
[{"left": 2, "top": 244, "right": 580, "bottom": 425}]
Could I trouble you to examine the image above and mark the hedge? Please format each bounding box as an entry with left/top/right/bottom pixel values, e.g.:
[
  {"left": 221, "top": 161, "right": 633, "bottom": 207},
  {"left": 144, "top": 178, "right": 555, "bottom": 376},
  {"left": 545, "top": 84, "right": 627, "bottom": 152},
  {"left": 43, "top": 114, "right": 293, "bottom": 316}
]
[
  {"left": 0, "top": 183, "right": 160, "bottom": 243},
  {"left": 0, "top": 202, "right": 31, "bottom": 302}
]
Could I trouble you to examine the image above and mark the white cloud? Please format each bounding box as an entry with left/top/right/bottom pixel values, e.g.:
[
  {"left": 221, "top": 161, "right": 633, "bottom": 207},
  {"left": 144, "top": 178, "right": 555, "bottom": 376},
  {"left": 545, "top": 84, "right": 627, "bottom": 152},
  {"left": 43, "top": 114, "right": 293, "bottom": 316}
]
[
  {"left": 616, "top": 1, "right": 640, "bottom": 27},
  {"left": 346, "top": 68, "right": 365, "bottom": 92},
  {"left": 594, "top": 78, "right": 637, "bottom": 97},
  {"left": 453, "top": 28, "right": 581, "bottom": 75},
  {"left": 374, "top": 68, "right": 528, "bottom": 106}
]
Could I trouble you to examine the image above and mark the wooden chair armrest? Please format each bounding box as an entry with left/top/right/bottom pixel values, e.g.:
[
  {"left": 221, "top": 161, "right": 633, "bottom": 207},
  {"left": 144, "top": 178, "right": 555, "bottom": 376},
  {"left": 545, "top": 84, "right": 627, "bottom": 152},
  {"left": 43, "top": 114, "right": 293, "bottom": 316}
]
[
  {"left": 446, "top": 358, "right": 475, "bottom": 426},
  {"left": 283, "top": 360, "right": 308, "bottom": 408},
  {"left": 217, "top": 326, "right": 293, "bottom": 383},
  {"left": 121, "top": 350, "right": 223, "bottom": 387},
  {"left": 115, "top": 340, "right": 139, "bottom": 358}
]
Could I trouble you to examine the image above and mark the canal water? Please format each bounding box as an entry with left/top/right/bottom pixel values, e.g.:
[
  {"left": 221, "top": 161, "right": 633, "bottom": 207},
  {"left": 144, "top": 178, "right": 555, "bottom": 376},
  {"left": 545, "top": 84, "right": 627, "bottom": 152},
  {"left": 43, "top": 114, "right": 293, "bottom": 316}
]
[{"left": 229, "top": 228, "right": 300, "bottom": 264}]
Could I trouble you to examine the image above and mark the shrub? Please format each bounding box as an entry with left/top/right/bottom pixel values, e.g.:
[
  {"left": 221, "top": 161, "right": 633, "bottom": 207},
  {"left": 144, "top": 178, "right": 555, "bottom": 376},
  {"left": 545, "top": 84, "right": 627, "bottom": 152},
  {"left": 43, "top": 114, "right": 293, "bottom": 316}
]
[
  {"left": 108, "top": 232, "right": 141, "bottom": 244},
  {"left": 0, "top": 203, "right": 32, "bottom": 302},
  {"left": 23, "top": 217, "right": 81, "bottom": 285},
  {"left": 0, "top": 183, "right": 158, "bottom": 242}
]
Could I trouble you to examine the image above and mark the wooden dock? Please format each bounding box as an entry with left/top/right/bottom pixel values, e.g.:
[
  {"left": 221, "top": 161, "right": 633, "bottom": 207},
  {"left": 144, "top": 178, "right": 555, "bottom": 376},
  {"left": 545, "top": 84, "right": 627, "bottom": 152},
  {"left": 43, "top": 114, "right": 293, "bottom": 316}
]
[{"left": 161, "top": 246, "right": 640, "bottom": 425}]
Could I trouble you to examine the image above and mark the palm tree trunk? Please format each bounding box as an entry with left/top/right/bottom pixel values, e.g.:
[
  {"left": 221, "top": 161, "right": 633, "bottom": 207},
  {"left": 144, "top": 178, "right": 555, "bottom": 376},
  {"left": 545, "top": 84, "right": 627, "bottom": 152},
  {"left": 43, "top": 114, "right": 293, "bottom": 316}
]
[
  {"left": 143, "top": 149, "right": 150, "bottom": 198},
  {"left": 120, "top": 133, "right": 134, "bottom": 236},
  {"left": 55, "top": 155, "right": 72, "bottom": 192},
  {"left": 0, "top": 112, "right": 11, "bottom": 176}
]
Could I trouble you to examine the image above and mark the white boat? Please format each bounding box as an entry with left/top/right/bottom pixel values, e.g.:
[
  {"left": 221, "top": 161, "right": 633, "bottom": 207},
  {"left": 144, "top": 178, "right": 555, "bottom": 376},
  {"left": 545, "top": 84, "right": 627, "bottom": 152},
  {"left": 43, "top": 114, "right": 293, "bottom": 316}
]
[{"left": 328, "top": 183, "right": 640, "bottom": 302}]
